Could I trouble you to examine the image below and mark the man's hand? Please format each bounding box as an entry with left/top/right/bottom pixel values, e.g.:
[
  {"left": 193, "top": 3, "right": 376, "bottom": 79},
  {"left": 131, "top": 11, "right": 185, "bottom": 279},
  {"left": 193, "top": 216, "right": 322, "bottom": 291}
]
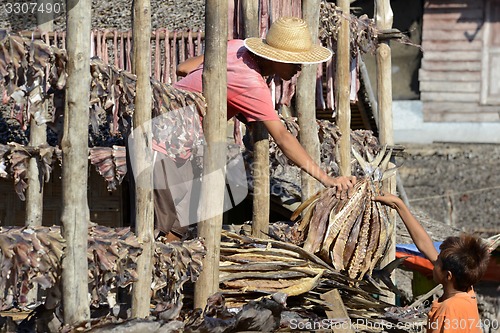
[{"left": 323, "top": 176, "right": 357, "bottom": 199}]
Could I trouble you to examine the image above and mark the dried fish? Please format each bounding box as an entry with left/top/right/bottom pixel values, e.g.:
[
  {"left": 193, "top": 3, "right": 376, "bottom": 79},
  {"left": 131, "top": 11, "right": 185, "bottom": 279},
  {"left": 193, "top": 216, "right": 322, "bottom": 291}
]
[{"left": 291, "top": 147, "right": 395, "bottom": 279}]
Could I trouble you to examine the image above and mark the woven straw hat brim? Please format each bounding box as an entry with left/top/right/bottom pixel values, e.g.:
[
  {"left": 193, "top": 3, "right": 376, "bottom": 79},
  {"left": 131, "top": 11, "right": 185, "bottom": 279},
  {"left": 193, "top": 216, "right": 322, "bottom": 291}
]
[{"left": 244, "top": 37, "right": 332, "bottom": 64}]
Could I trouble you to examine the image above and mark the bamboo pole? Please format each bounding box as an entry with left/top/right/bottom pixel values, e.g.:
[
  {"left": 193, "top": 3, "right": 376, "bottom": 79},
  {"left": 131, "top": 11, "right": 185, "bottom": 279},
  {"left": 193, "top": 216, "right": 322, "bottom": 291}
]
[
  {"left": 130, "top": 0, "right": 154, "bottom": 318},
  {"left": 60, "top": 0, "right": 91, "bottom": 325},
  {"left": 194, "top": 0, "right": 228, "bottom": 309},
  {"left": 240, "top": 1, "right": 270, "bottom": 239},
  {"left": 375, "top": 0, "right": 396, "bottom": 304},
  {"left": 296, "top": 0, "right": 322, "bottom": 201},
  {"left": 335, "top": 0, "right": 351, "bottom": 177}
]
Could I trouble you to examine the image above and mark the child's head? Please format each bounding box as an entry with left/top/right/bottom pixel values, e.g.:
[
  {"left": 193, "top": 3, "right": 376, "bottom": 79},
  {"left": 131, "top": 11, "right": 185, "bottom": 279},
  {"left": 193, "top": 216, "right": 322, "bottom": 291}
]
[{"left": 434, "top": 234, "right": 490, "bottom": 291}]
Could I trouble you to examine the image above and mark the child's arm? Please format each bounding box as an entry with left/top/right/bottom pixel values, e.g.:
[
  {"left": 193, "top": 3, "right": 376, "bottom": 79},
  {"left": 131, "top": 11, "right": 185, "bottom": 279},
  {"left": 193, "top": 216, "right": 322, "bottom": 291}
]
[{"left": 374, "top": 193, "right": 439, "bottom": 264}]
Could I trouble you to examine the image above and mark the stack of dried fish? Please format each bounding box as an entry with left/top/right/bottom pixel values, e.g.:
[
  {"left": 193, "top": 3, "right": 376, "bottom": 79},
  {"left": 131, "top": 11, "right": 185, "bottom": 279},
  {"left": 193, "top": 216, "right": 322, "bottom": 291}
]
[
  {"left": 0, "top": 32, "right": 207, "bottom": 194},
  {"left": 290, "top": 146, "right": 396, "bottom": 280},
  {"left": 218, "top": 230, "right": 427, "bottom": 331},
  {"left": 0, "top": 225, "right": 206, "bottom": 315}
]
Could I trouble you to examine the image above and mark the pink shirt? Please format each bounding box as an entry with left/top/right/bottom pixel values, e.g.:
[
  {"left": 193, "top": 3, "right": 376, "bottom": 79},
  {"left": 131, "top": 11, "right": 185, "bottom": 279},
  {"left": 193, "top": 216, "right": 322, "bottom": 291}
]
[{"left": 174, "top": 39, "right": 279, "bottom": 123}]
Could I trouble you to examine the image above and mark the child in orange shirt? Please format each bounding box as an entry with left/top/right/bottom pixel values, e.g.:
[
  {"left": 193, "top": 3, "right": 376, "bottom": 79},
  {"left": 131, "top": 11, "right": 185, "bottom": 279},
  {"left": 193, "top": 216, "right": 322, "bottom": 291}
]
[{"left": 375, "top": 193, "right": 490, "bottom": 333}]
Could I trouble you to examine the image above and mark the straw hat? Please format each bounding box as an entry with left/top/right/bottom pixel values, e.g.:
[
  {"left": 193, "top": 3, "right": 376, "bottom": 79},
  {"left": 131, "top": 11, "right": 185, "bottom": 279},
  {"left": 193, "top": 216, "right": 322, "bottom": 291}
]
[{"left": 244, "top": 17, "right": 332, "bottom": 64}]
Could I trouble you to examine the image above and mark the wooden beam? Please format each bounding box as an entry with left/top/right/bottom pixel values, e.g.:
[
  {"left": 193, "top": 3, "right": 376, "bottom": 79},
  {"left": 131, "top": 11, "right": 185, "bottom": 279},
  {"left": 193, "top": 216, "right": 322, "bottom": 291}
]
[
  {"left": 130, "top": 0, "right": 154, "bottom": 318},
  {"left": 194, "top": 0, "right": 228, "bottom": 309},
  {"left": 297, "top": 1, "right": 322, "bottom": 201},
  {"left": 61, "top": 0, "right": 91, "bottom": 325}
]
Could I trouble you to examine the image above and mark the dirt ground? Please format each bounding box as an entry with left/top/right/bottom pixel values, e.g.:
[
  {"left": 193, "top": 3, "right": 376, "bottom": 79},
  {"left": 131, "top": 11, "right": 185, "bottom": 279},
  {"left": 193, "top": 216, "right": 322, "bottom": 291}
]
[{"left": 397, "top": 142, "right": 500, "bottom": 238}]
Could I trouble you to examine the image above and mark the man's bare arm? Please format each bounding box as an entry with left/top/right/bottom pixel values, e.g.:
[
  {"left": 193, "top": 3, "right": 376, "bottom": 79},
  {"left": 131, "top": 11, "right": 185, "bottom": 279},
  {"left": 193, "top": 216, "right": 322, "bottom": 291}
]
[{"left": 176, "top": 55, "right": 204, "bottom": 77}]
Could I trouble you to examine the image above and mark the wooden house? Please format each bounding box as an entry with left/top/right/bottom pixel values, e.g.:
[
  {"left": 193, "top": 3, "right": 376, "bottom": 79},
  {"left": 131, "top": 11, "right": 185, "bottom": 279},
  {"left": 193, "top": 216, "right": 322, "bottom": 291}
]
[{"left": 420, "top": 0, "right": 500, "bottom": 122}]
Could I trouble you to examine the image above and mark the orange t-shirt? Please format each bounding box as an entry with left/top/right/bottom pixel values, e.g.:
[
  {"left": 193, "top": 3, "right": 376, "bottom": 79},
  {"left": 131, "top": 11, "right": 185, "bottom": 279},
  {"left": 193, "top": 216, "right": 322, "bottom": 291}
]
[{"left": 427, "top": 290, "right": 482, "bottom": 333}]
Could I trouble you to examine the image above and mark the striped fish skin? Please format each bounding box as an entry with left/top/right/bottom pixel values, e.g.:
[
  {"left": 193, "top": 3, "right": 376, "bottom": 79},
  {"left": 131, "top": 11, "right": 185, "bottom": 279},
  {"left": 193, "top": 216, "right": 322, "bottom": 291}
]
[
  {"left": 318, "top": 182, "right": 366, "bottom": 261},
  {"left": 347, "top": 194, "right": 373, "bottom": 279}
]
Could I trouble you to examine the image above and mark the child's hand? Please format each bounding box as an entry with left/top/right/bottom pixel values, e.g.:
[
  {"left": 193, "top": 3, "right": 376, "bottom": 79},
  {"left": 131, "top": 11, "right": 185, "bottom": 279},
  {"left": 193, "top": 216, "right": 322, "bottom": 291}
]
[{"left": 373, "top": 192, "right": 402, "bottom": 210}]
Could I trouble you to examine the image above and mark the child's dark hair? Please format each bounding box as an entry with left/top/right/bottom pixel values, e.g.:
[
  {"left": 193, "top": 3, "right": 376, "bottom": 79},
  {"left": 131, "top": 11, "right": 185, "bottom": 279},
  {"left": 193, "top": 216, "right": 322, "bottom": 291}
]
[{"left": 439, "top": 234, "right": 490, "bottom": 291}]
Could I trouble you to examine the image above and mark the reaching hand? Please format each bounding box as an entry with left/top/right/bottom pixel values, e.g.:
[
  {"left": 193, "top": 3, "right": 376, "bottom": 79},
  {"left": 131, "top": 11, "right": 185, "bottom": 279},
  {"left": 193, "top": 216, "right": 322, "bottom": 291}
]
[
  {"left": 323, "top": 175, "right": 357, "bottom": 199},
  {"left": 373, "top": 192, "right": 403, "bottom": 210}
]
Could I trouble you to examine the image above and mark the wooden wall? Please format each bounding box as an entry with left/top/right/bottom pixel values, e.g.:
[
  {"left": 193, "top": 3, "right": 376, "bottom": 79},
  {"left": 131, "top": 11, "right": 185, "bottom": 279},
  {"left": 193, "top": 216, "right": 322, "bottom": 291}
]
[
  {"left": 0, "top": 165, "right": 125, "bottom": 228},
  {"left": 420, "top": 0, "right": 500, "bottom": 122}
]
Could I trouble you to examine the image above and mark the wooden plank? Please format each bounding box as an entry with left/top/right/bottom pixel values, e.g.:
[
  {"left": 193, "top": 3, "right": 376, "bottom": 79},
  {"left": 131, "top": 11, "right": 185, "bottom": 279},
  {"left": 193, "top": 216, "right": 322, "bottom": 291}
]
[
  {"left": 423, "top": 111, "right": 500, "bottom": 122},
  {"left": 421, "top": 92, "right": 479, "bottom": 103},
  {"left": 421, "top": 60, "right": 481, "bottom": 71},
  {"left": 420, "top": 81, "right": 480, "bottom": 93},
  {"left": 425, "top": 2, "right": 482, "bottom": 9},
  {"left": 321, "top": 289, "right": 354, "bottom": 333},
  {"left": 422, "top": 40, "right": 482, "bottom": 51},
  {"left": 423, "top": 51, "right": 481, "bottom": 61},
  {"left": 422, "top": 102, "right": 500, "bottom": 113},
  {"left": 423, "top": 9, "right": 483, "bottom": 20},
  {"left": 419, "top": 69, "right": 480, "bottom": 81},
  {"left": 422, "top": 30, "right": 482, "bottom": 41},
  {"left": 423, "top": 20, "right": 483, "bottom": 30}
]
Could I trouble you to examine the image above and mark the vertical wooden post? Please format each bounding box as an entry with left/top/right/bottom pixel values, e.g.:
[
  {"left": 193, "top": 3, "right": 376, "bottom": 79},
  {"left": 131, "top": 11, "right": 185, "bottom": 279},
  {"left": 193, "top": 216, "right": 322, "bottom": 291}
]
[
  {"left": 296, "top": 1, "right": 322, "bottom": 201},
  {"left": 194, "top": 0, "right": 228, "bottom": 309},
  {"left": 375, "top": 0, "right": 396, "bottom": 304},
  {"left": 25, "top": 2, "right": 53, "bottom": 304},
  {"left": 130, "top": 0, "right": 154, "bottom": 318},
  {"left": 241, "top": 1, "right": 270, "bottom": 240},
  {"left": 335, "top": 0, "right": 351, "bottom": 177},
  {"left": 61, "top": 0, "right": 91, "bottom": 325},
  {"left": 27, "top": 0, "right": 53, "bottom": 227}
]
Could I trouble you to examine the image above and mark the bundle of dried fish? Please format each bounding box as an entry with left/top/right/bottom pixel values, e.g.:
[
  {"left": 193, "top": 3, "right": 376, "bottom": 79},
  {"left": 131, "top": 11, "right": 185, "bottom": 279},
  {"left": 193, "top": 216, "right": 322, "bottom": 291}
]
[
  {"left": 88, "top": 146, "right": 126, "bottom": 191},
  {"left": 0, "top": 143, "right": 61, "bottom": 200},
  {"left": 0, "top": 226, "right": 64, "bottom": 310},
  {"left": 291, "top": 146, "right": 396, "bottom": 280},
  {"left": 86, "top": 226, "right": 143, "bottom": 306},
  {"left": 152, "top": 237, "right": 205, "bottom": 320}
]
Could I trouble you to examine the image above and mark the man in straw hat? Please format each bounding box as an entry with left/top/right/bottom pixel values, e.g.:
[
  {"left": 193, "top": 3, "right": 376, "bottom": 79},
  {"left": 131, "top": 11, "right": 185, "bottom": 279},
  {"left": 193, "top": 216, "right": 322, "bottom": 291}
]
[{"left": 154, "top": 17, "right": 357, "bottom": 239}]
